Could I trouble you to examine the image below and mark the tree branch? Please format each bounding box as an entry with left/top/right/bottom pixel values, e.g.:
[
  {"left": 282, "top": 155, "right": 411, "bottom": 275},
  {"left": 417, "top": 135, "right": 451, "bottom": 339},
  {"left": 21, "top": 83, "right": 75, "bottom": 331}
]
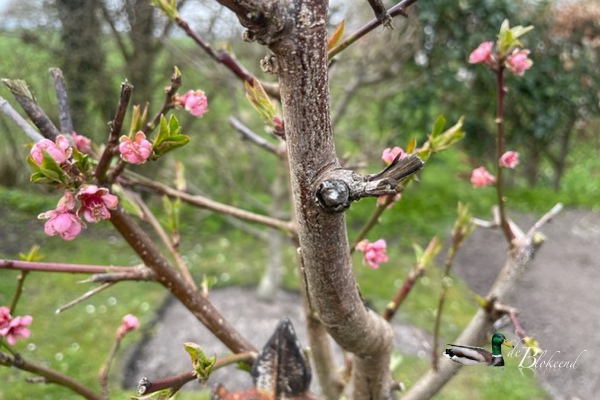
[
  {"left": 402, "top": 204, "right": 562, "bottom": 400},
  {"left": 328, "top": 0, "right": 419, "bottom": 59},
  {"left": 0, "top": 352, "right": 102, "bottom": 400},
  {"left": 120, "top": 173, "right": 294, "bottom": 234},
  {"left": 0, "top": 259, "right": 134, "bottom": 274},
  {"left": 96, "top": 81, "right": 134, "bottom": 184},
  {"left": 49, "top": 68, "right": 74, "bottom": 135},
  {"left": 1, "top": 79, "right": 61, "bottom": 140},
  {"left": 108, "top": 205, "right": 256, "bottom": 355},
  {"left": 228, "top": 116, "right": 280, "bottom": 157},
  {"left": 0, "top": 95, "right": 44, "bottom": 142}
]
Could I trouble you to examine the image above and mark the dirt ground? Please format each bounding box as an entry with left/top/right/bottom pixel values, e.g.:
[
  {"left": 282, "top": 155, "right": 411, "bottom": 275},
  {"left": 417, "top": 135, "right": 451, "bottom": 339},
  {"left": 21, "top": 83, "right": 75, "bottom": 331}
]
[{"left": 124, "top": 209, "right": 600, "bottom": 399}]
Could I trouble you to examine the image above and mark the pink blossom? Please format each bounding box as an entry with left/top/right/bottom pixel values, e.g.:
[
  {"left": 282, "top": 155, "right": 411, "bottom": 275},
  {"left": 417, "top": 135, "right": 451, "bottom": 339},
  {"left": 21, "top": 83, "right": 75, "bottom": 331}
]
[
  {"left": 469, "top": 41, "right": 494, "bottom": 64},
  {"left": 177, "top": 90, "right": 208, "bottom": 117},
  {"left": 377, "top": 193, "right": 401, "bottom": 209},
  {"left": 116, "top": 314, "right": 139, "bottom": 338},
  {"left": 470, "top": 166, "right": 496, "bottom": 187},
  {"left": 505, "top": 49, "right": 532, "bottom": 76},
  {"left": 30, "top": 135, "right": 72, "bottom": 165},
  {"left": 381, "top": 146, "right": 405, "bottom": 165},
  {"left": 0, "top": 314, "right": 32, "bottom": 346},
  {"left": 356, "top": 239, "right": 389, "bottom": 269},
  {"left": 76, "top": 185, "right": 118, "bottom": 223},
  {"left": 0, "top": 307, "right": 11, "bottom": 329},
  {"left": 499, "top": 151, "right": 519, "bottom": 169},
  {"left": 118, "top": 131, "right": 153, "bottom": 164},
  {"left": 38, "top": 191, "right": 84, "bottom": 241},
  {"left": 71, "top": 132, "right": 92, "bottom": 154}
]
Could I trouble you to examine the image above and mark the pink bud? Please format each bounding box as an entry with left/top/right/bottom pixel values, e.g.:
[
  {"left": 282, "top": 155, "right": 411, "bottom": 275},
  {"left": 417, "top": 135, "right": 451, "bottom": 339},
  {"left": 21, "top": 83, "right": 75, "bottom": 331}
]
[
  {"left": 469, "top": 41, "right": 494, "bottom": 64},
  {"left": 71, "top": 132, "right": 92, "bottom": 154},
  {"left": 356, "top": 239, "right": 389, "bottom": 269},
  {"left": 505, "top": 49, "right": 533, "bottom": 76},
  {"left": 470, "top": 167, "right": 496, "bottom": 187},
  {"left": 30, "top": 135, "right": 72, "bottom": 165},
  {"left": 177, "top": 90, "right": 208, "bottom": 117},
  {"left": 381, "top": 147, "right": 405, "bottom": 165},
  {"left": 38, "top": 191, "right": 84, "bottom": 241},
  {"left": 499, "top": 151, "right": 519, "bottom": 169},
  {"left": 377, "top": 193, "right": 401, "bottom": 209},
  {"left": 116, "top": 314, "right": 139, "bottom": 338},
  {"left": 118, "top": 132, "right": 153, "bottom": 164}
]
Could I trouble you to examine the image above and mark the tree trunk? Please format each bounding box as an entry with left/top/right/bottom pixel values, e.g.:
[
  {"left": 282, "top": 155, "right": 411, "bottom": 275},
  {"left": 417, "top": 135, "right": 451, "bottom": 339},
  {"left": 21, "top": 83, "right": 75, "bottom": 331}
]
[{"left": 268, "top": 1, "right": 394, "bottom": 397}]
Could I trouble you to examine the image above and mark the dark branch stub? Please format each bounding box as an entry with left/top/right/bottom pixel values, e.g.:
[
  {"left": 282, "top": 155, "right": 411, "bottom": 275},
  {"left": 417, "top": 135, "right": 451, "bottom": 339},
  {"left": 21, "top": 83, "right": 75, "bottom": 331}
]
[
  {"left": 315, "top": 180, "right": 350, "bottom": 213},
  {"left": 315, "top": 154, "right": 424, "bottom": 213}
]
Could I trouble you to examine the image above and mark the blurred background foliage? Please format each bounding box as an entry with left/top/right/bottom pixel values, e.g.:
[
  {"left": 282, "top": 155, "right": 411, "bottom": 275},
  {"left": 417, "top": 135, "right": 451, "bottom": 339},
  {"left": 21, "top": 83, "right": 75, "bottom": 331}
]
[{"left": 0, "top": 0, "right": 598, "bottom": 399}]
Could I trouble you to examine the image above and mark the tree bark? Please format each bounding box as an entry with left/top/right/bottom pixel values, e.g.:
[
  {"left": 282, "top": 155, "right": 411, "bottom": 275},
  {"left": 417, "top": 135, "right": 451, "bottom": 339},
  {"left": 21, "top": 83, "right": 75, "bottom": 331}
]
[{"left": 268, "top": 1, "right": 393, "bottom": 397}]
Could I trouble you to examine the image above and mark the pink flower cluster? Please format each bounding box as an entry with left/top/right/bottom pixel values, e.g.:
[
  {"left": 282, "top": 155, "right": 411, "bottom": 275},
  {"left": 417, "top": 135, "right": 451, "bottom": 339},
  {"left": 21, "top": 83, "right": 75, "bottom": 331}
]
[
  {"left": 0, "top": 306, "right": 32, "bottom": 346},
  {"left": 30, "top": 135, "right": 72, "bottom": 165},
  {"left": 356, "top": 239, "right": 389, "bottom": 269},
  {"left": 116, "top": 314, "right": 139, "bottom": 339},
  {"left": 119, "top": 132, "right": 153, "bottom": 164},
  {"left": 469, "top": 42, "right": 532, "bottom": 76},
  {"left": 176, "top": 90, "right": 208, "bottom": 118},
  {"left": 38, "top": 186, "right": 118, "bottom": 241},
  {"left": 30, "top": 133, "right": 94, "bottom": 166}
]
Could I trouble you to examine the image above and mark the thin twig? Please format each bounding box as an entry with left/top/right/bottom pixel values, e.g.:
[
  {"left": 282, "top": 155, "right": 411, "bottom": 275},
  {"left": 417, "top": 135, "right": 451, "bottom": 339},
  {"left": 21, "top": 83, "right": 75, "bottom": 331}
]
[
  {"left": 228, "top": 116, "right": 280, "bottom": 157},
  {"left": 96, "top": 81, "right": 134, "bottom": 185},
  {"left": 0, "top": 95, "right": 44, "bottom": 142},
  {"left": 98, "top": 337, "right": 121, "bottom": 400},
  {"left": 142, "top": 70, "right": 181, "bottom": 135},
  {"left": 0, "top": 259, "right": 134, "bottom": 274},
  {"left": 55, "top": 283, "right": 114, "bottom": 314},
  {"left": 138, "top": 352, "right": 256, "bottom": 395},
  {"left": 1, "top": 79, "right": 61, "bottom": 140},
  {"left": 328, "top": 0, "right": 419, "bottom": 59},
  {"left": 494, "top": 66, "right": 514, "bottom": 243},
  {"left": 173, "top": 15, "right": 279, "bottom": 98},
  {"left": 0, "top": 351, "right": 102, "bottom": 400},
  {"left": 129, "top": 190, "right": 197, "bottom": 289},
  {"left": 9, "top": 271, "right": 29, "bottom": 315},
  {"left": 120, "top": 173, "right": 294, "bottom": 234},
  {"left": 80, "top": 269, "right": 156, "bottom": 284},
  {"left": 49, "top": 68, "right": 74, "bottom": 135}
]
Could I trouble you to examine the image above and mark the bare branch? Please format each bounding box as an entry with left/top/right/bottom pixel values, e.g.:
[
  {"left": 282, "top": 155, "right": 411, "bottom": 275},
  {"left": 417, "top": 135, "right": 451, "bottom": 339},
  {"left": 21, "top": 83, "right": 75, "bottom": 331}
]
[
  {"left": 229, "top": 116, "right": 280, "bottom": 156},
  {"left": 108, "top": 205, "right": 256, "bottom": 355},
  {"left": 0, "top": 95, "right": 44, "bottom": 142},
  {"left": 0, "top": 352, "right": 102, "bottom": 400},
  {"left": 0, "top": 259, "right": 134, "bottom": 274},
  {"left": 49, "top": 68, "right": 73, "bottom": 135},
  {"left": 55, "top": 283, "right": 114, "bottom": 314},
  {"left": 1, "top": 79, "right": 61, "bottom": 140},
  {"left": 120, "top": 173, "right": 294, "bottom": 234},
  {"left": 329, "top": 0, "right": 419, "bottom": 59},
  {"left": 96, "top": 81, "right": 134, "bottom": 184},
  {"left": 402, "top": 203, "right": 563, "bottom": 400}
]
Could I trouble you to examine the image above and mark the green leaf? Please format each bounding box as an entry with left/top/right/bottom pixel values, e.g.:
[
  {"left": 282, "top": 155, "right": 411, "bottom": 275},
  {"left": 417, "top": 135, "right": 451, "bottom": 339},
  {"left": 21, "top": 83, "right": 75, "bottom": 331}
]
[
  {"left": 151, "top": 115, "right": 190, "bottom": 159},
  {"left": 183, "top": 342, "right": 216, "bottom": 384},
  {"left": 405, "top": 137, "right": 417, "bottom": 154},
  {"left": 130, "top": 388, "right": 175, "bottom": 400},
  {"left": 327, "top": 19, "right": 345, "bottom": 51},
  {"left": 430, "top": 115, "right": 446, "bottom": 139},
  {"left": 245, "top": 78, "right": 277, "bottom": 125}
]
